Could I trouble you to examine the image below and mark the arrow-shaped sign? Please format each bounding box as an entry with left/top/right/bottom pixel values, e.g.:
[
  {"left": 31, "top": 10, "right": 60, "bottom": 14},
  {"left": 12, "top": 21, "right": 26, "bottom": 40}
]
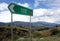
[
  {"left": 8, "top": 3, "right": 16, "bottom": 13},
  {"left": 8, "top": 3, "right": 33, "bottom": 16},
  {"left": 9, "top": 4, "right": 15, "bottom": 13}
]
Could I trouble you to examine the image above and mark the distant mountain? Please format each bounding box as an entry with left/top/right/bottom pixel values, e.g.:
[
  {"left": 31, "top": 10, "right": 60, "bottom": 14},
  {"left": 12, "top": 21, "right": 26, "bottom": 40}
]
[
  {"left": 32, "top": 22, "right": 58, "bottom": 27},
  {"left": 7, "top": 21, "right": 30, "bottom": 26},
  {"left": 7, "top": 21, "right": 59, "bottom": 27},
  {"left": 4, "top": 21, "right": 59, "bottom": 30},
  {"left": 0, "top": 22, "right": 6, "bottom": 26},
  {"left": 0, "top": 21, "right": 59, "bottom": 28}
]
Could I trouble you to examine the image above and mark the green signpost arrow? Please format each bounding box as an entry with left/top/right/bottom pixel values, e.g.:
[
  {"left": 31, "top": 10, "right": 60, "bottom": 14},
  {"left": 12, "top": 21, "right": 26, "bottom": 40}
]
[
  {"left": 8, "top": 3, "right": 33, "bottom": 16},
  {"left": 8, "top": 3, "right": 33, "bottom": 41}
]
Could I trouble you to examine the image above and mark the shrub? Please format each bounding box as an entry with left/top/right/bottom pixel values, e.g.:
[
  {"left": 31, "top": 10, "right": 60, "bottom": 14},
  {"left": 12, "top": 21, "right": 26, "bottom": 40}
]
[
  {"left": 50, "top": 28, "right": 59, "bottom": 35},
  {"left": 33, "top": 31, "right": 41, "bottom": 38}
]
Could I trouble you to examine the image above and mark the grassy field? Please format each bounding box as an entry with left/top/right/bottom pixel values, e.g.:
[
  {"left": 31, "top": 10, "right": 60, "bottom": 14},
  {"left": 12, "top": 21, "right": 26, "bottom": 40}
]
[{"left": 0, "top": 26, "right": 60, "bottom": 41}]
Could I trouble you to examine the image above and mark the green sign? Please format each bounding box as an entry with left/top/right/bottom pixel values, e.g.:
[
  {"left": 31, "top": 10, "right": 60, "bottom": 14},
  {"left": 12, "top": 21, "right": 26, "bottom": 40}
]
[{"left": 8, "top": 3, "right": 33, "bottom": 16}]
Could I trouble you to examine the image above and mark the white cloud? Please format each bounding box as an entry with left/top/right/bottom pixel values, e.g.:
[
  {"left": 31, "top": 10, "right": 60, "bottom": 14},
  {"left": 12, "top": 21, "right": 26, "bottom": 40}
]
[
  {"left": 13, "top": 14, "right": 30, "bottom": 22},
  {"left": 46, "top": 9, "right": 60, "bottom": 23},
  {"left": 34, "top": 0, "right": 39, "bottom": 7},
  {"left": 18, "top": 3, "right": 29, "bottom": 7},
  {"left": 0, "top": 11, "right": 30, "bottom": 23},
  {"left": 34, "top": 0, "right": 47, "bottom": 7},
  {"left": 0, "top": 2, "right": 29, "bottom": 11},
  {"left": 32, "top": 9, "right": 60, "bottom": 23},
  {"left": 34, "top": 0, "right": 60, "bottom": 9},
  {"left": 46, "top": 0, "right": 60, "bottom": 9},
  {"left": 0, "top": 11, "right": 11, "bottom": 22},
  {"left": 33, "top": 9, "right": 47, "bottom": 16},
  {"left": 0, "top": 2, "right": 8, "bottom": 11}
]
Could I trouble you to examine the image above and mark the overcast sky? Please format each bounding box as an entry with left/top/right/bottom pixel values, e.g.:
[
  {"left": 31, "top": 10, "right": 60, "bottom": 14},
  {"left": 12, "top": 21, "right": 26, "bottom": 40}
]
[{"left": 0, "top": 0, "right": 60, "bottom": 24}]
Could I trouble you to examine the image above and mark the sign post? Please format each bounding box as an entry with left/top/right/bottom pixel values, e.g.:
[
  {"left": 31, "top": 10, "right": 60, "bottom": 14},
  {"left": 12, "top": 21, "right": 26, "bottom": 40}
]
[
  {"left": 8, "top": 3, "right": 33, "bottom": 41},
  {"left": 30, "top": 16, "right": 32, "bottom": 41},
  {"left": 11, "top": 13, "right": 13, "bottom": 41},
  {"left": 8, "top": 3, "right": 33, "bottom": 16}
]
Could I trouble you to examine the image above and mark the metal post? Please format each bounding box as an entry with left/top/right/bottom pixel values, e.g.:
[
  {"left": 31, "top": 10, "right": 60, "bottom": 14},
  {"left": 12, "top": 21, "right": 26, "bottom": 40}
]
[
  {"left": 11, "top": 13, "right": 13, "bottom": 41},
  {"left": 29, "top": 16, "right": 32, "bottom": 41}
]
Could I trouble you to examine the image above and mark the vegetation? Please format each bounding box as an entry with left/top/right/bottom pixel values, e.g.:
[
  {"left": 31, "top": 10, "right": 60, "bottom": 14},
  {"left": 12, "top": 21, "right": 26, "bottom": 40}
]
[{"left": 0, "top": 26, "right": 60, "bottom": 41}]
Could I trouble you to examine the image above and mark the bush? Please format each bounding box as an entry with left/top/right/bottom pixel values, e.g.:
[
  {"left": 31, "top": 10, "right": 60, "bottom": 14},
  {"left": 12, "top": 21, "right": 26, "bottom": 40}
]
[
  {"left": 50, "top": 28, "right": 59, "bottom": 35},
  {"left": 39, "top": 29, "right": 52, "bottom": 37},
  {"left": 33, "top": 31, "right": 41, "bottom": 38}
]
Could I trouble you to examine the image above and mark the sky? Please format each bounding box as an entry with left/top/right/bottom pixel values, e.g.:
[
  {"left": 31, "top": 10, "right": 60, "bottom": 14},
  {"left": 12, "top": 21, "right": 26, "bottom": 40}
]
[{"left": 0, "top": 0, "right": 60, "bottom": 24}]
